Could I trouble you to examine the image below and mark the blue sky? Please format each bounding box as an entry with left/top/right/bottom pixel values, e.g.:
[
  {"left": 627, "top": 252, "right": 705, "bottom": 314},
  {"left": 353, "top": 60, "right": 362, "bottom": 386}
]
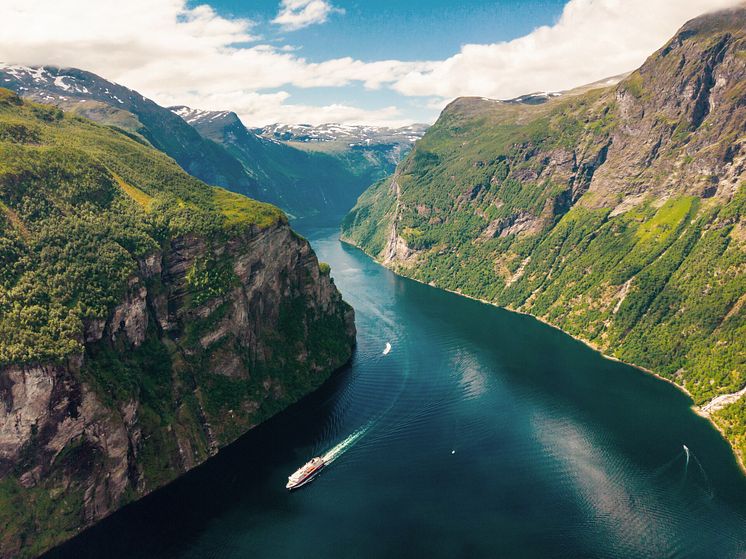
[
  {"left": 203, "top": 0, "right": 566, "bottom": 61},
  {"left": 2, "top": 0, "right": 737, "bottom": 126}
]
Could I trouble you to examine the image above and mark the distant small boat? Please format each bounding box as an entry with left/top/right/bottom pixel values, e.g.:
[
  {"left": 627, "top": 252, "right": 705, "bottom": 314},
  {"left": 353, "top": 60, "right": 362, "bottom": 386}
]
[
  {"left": 286, "top": 457, "right": 325, "bottom": 490},
  {"left": 383, "top": 342, "right": 392, "bottom": 355}
]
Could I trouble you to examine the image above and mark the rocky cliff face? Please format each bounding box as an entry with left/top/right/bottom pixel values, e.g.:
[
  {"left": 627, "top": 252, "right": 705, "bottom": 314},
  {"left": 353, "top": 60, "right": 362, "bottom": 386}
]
[
  {"left": 0, "top": 221, "right": 354, "bottom": 558},
  {"left": 584, "top": 8, "right": 745, "bottom": 209},
  {"left": 342, "top": 7, "right": 745, "bottom": 466}
]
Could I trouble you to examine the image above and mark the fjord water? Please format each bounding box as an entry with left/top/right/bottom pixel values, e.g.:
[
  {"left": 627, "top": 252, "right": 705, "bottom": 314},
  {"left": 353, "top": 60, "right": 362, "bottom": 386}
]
[{"left": 47, "top": 226, "right": 746, "bottom": 559}]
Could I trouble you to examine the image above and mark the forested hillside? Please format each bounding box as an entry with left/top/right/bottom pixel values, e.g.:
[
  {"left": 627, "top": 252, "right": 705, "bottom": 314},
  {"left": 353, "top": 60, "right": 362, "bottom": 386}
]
[{"left": 0, "top": 65, "right": 410, "bottom": 221}]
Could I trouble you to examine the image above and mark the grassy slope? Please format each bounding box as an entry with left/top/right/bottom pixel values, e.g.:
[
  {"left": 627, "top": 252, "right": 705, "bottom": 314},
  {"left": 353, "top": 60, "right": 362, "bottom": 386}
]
[{"left": 342, "top": 27, "right": 746, "bottom": 463}]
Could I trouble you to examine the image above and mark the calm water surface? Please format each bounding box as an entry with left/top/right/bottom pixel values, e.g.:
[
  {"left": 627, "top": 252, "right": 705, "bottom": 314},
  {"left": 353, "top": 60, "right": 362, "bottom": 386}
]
[{"left": 46, "top": 226, "right": 746, "bottom": 559}]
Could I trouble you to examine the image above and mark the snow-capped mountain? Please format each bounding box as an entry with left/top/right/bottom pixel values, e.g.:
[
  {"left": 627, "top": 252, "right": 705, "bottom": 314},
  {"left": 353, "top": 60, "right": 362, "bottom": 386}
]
[
  {"left": 1, "top": 64, "right": 146, "bottom": 109},
  {"left": 0, "top": 63, "right": 261, "bottom": 198},
  {"left": 256, "top": 122, "right": 429, "bottom": 149},
  {"left": 171, "top": 105, "right": 238, "bottom": 128},
  {"left": 0, "top": 63, "right": 426, "bottom": 220}
]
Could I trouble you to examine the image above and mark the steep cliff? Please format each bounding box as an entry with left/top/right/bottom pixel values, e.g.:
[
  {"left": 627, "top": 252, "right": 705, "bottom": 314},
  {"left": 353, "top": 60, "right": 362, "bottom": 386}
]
[
  {"left": 342, "top": 7, "right": 745, "bottom": 463},
  {"left": 0, "top": 90, "right": 355, "bottom": 558}
]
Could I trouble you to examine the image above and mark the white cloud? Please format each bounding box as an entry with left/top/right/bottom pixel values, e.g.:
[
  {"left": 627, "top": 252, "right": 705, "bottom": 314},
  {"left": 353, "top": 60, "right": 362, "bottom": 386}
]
[
  {"left": 0, "top": 0, "right": 741, "bottom": 125},
  {"left": 0, "top": 0, "right": 258, "bottom": 79},
  {"left": 157, "top": 89, "right": 411, "bottom": 127},
  {"left": 393, "top": 0, "right": 742, "bottom": 99},
  {"left": 273, "top": 0, "right": 344, "bottom": 31},
  {"left": 0, "top": 0, "right": 420, "bottom": 125}
]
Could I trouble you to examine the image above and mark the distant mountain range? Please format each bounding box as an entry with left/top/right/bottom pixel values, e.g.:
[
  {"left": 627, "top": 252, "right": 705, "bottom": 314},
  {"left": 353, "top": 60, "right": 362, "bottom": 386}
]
[
  {"left": 0, "top": 64, "right": 426, "bottom": 220},
  {"left": 257, "top": 122, "right": 428, "bottom": 149},
  {"left": 0, "top": 64, "right": 258, "bottom": 195}
]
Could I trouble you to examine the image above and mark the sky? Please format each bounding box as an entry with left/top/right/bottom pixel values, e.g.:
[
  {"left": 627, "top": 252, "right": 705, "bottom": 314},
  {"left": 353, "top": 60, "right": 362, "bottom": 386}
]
[{"left": 0, "top": 0, "right": 741, "bottom": 126}]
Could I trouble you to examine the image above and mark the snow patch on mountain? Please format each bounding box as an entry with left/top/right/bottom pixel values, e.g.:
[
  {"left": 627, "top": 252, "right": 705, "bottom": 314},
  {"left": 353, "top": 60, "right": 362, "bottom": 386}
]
[
  {"left": 170, "top": 105, "right": 233, "bottom": 125},
  {"left": 256, "top": 122, "right": 429, "bottom": 148},
  {"left": 0, "top": 63, "right": 138, "bottom": 107}
]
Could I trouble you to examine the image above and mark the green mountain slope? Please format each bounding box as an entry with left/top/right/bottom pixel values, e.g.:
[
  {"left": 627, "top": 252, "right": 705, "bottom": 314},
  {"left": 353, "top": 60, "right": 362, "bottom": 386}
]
[
  {"left": 342, "top": 7, "right": 746, "bottom": 465},
  {"left": 0, "top": 65, "right": 263, "bottom": 200},
  {"left": 0, "top": 89, "right": 355, "bottom": 558}
]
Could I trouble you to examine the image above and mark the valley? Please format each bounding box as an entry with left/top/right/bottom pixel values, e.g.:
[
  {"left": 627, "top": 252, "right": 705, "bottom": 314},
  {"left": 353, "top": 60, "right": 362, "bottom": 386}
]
[
  {"left": 0, "top": 89, "right": 355, "bottom": 558},
  {"left": 40, "top": 225, "right": 746, "bottom": 559}
]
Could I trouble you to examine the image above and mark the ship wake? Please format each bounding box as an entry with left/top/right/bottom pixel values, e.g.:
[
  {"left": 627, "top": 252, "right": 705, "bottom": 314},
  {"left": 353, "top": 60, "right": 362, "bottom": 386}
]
[{"left": 322, "top": 421, "right": 375, "bottom": 464}]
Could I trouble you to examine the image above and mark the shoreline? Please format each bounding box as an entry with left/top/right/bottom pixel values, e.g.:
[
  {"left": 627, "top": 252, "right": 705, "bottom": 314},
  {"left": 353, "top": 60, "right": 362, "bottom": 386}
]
[{"left": 339, "top": 235, "right": 746, "bottom": 475}]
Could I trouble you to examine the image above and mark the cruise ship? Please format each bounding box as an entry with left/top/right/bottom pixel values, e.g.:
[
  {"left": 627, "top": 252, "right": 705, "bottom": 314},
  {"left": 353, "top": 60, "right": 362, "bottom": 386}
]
[{"left": 286, "top": 457, "right": 325, "bottom": 490}]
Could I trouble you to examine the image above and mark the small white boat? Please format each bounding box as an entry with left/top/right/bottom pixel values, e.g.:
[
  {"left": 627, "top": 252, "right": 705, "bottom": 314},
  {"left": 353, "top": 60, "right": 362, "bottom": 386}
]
[{"left": 383, "top": 342, "right": 392, "bottom": 355}]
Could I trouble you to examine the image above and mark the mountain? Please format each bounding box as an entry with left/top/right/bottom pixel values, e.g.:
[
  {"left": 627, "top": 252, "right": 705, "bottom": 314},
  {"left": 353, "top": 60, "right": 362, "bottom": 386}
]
[
  {"left": 0, "top": 64, "right": 260, "bottom": 198},
  {"left": 0, "top": 89, "right": 355, "bottom": 558},
  {"left": 258, "top": 122, "right": 427, "bottom": 178},
  {"left": 342, "top": 7, "right": 746, "bottom": 465},
  {"left": 0, "top": 65, "right": 407, "bottom": 221},
  {"left": 171, "top": 106, "right": 403, "bottom": 221},
  {"left": 257, "top": 122, "right": 428, "bottom": 153}
]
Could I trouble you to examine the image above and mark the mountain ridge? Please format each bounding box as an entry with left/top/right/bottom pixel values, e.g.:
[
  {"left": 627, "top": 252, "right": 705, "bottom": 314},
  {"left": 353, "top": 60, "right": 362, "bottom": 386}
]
[
  {"left": 257, "top": 122, "right": 428, "bottom": 149},
  {"left": 0, "top": 65, "right": 414, "bottom": 221},
  {"left": 0, "top": 64, "right": 260, "bottom": 198}
]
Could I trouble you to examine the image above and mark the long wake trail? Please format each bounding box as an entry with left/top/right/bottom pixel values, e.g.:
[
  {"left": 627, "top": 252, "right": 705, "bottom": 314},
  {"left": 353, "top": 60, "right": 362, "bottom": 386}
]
[
  {"left": 319, "top": 337, "right": 407, "bottom": 465},
  {"left": 312, "top": 287, "right": 410, "bottom": 469},
  {"left": 321, "top": 421, "right": 375, "bottom": 464}
]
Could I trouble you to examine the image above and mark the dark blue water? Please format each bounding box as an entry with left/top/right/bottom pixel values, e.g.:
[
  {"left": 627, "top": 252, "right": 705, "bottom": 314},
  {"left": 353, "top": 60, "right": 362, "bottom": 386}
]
[{"left": 47, "top": 226, "right": 746, "bottom": 558}]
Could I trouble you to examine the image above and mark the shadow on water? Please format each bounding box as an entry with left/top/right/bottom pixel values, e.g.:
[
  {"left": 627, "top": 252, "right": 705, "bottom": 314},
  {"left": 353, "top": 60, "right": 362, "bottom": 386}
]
[{"left": 44, "top": 360, "right": 359, "bottom": 559}]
